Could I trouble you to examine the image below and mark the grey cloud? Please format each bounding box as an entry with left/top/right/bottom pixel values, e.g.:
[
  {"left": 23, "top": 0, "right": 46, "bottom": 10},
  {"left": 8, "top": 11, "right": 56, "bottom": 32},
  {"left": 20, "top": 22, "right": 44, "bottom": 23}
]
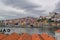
[
  {"left": 0, "top": 10, "right": 42, "bottom": 20},
  {"left": 0, "top": 10, "right": 28, "bottom": 20},
  {"left": 0, "top": 0, "right": 47, "bottom": 20},
  {"left": 2, "top": 0, "right": 46, "bottom": 16},
  {"left": 2, "top": 0, "right": 41, "bottom": 10},
  {"left": 54, "top": 1, "right": 60, "bottom": 13},
  {"left": 28, "top": 10, "right": 45, "bottom": 14}
]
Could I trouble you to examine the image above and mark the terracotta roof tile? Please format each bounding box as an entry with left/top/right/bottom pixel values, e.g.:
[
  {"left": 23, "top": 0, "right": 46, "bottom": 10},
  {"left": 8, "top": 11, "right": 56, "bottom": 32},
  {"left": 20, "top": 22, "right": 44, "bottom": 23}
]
[
  {"left": 32, "top": 34, "right": 42, "bottom": 40},
  {"left": 41, "top": 33, "right": 55, "bottom": 40},
  {"left": 2, "top": 32, "right": 20, "bottom": 40},
  {"left": 0, "top": 34, "right": 7, "bottom": 40},
  {"left": 55, "top": 30, "right": 60, "bottom": 33},
  {"left": 0, "top": 33, "right": 55, "bottom": 40},
  {"left": 18, "top": 33, "right": 31, "bottom": 40}
]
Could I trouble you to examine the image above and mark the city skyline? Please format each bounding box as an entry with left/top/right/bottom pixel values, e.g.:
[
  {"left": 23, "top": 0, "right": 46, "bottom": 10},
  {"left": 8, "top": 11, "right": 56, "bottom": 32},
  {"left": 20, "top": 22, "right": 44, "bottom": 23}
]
[{"left": 0, "top": 0, "right": 60, "bottom": 20}]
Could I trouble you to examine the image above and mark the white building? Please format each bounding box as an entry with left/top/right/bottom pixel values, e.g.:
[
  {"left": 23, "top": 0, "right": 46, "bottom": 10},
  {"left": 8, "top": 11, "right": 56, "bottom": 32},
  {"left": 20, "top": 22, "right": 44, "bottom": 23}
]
[{"left": 55, "top": 30, "right": 60, "bottom": 40}]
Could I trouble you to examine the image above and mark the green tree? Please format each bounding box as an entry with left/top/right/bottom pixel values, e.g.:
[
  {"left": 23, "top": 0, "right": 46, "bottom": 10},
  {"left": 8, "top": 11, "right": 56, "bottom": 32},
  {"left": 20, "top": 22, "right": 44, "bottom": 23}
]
[{"left": 47, "top": 19, "right": 54, "bottom": 26}]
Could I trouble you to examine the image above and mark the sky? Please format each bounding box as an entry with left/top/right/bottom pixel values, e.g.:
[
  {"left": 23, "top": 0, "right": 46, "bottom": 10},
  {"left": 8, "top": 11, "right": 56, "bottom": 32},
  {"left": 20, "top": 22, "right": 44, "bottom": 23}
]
[{"left": 0, "top": 0, "right": 60, "bottom": 20}]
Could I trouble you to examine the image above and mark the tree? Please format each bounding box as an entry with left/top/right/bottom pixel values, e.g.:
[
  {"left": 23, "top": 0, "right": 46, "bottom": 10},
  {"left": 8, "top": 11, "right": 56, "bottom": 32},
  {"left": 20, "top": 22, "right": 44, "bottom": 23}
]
[
  {"left": 47, "top": 19, "right": 54, "bottom": 26},
  {"left": 37, "top": 19, "right": 42, "bottom": 22}
]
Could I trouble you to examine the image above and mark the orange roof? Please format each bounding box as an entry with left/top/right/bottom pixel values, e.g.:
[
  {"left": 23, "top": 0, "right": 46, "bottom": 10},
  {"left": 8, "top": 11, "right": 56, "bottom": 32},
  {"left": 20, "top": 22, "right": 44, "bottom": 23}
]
[
  {"left": 0, "top": 33, "right": 55, "bottom": 40},
  {"left": 18, "top": 36, "right": 22, "bottom": 40},
  {"left": 0, "top": 34, "right": 7, "bottom": 40},
  {"left": 20, "top": 33, "right": 31, "bottom": 40},
  {"left": 41, "top": 33, "right": 55, "bottom": 40},
  {"left": 55, "top": 30, "right": 60, "bottom": 33},
  {"left": 2, "top": 32, "right": 20, "bottom": 40},
  {"left": 32, "top": 34, "right": 42, "bottom": 40},
  {"left": 18, "top": 33, "right": 31, "bottom": 40}
]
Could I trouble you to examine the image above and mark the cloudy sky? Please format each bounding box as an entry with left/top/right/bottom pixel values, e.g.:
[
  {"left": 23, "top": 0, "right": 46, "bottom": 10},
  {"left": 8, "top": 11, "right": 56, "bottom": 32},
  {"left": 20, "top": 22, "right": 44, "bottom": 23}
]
[{"left": 0, "top": 0, "right": 60, "bottom": 20}]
